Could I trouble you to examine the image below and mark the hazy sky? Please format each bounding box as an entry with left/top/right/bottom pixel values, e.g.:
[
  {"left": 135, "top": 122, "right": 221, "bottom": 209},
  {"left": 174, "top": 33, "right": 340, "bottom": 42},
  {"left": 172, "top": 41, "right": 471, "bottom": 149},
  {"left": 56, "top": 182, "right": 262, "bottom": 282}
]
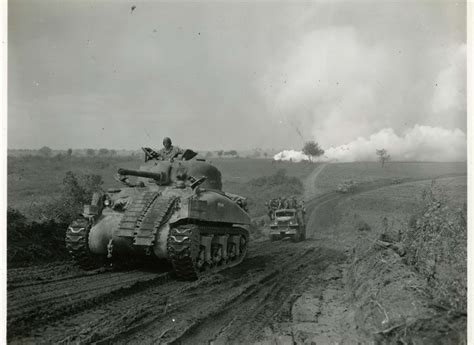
[{"left": 8, "top": 0, "right": 466, "bottom": 151}]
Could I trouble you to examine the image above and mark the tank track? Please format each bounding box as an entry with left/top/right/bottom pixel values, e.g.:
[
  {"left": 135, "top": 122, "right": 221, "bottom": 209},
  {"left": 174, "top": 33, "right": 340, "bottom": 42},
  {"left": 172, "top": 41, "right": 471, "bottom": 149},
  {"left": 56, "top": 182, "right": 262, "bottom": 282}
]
[
  {"left": 116, "top": 192, "right": 159, "bottom": 238},
  {"left": 133, "top": 196, "right": 177, "bottom": 247},
  {"left": 167, "top": 224, "right": 249, "bottom": 280},
  {"left": 65, "top": 217, "right": 101, "bottom": 269},
  {"left": 115, "top": 193, "right": 177, "bottom": 252}
]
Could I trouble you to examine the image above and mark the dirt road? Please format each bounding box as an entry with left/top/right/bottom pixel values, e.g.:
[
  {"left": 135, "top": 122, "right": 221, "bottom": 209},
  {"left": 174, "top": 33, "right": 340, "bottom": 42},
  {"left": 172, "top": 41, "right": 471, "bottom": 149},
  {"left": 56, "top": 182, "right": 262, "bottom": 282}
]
[
  {"left": 8, "top": 239, "right": 345, "bottom": 344},
  {"left": 9, "top": 167, "right": 459, "bottom": 344},
  {"left": 303, "top": 163, "right": 327, "bottom": 200}
]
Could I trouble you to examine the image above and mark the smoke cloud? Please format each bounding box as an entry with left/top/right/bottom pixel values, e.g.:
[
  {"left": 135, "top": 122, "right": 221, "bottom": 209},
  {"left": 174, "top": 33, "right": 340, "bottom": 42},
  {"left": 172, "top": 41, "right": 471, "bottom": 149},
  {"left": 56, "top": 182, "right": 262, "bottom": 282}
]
[
  {"left": 274, "top": 125, "right": 466, "bottom": 163},
  {"left": 261, "top": 9, "right": 466, "bottom": 150}
]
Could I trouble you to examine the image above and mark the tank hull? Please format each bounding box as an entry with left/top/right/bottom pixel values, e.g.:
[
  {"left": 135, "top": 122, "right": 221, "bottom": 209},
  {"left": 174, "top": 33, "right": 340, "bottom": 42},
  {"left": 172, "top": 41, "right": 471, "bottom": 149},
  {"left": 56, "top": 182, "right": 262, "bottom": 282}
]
[{"left": 67, "top": 186, "right": 250, "bottom": 279}]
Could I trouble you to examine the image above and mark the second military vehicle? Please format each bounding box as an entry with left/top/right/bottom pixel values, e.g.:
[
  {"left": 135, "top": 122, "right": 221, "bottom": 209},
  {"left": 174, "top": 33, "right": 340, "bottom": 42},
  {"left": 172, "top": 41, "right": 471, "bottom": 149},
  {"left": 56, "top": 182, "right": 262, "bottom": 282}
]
[
  {"left": 269, "top": 207, "right": 306, "bottom": 242},
  {"left": 65, "top": 148, "right": 250, "bottom": 280}
]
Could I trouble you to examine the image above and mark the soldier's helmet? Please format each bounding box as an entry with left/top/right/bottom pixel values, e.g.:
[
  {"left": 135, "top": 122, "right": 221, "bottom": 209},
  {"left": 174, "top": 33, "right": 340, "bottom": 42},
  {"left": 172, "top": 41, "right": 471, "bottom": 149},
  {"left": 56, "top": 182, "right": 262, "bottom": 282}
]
[{"left": 163, "top": 137, "right": 172, "bottom": 147}]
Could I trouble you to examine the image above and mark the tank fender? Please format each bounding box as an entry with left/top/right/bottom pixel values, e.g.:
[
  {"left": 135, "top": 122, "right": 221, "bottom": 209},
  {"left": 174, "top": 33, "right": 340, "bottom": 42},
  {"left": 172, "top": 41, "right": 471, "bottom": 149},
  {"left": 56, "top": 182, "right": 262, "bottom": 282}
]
[{"left": 170, "top": 190, "right": 250, "bottom": 225}]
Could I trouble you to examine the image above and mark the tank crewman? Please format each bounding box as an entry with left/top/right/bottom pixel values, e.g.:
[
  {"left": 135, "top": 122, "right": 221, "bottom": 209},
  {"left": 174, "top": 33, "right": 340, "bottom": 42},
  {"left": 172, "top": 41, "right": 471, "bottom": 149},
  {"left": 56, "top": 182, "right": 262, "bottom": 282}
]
[{"left": 158, "top": 137, "right": 184, "bottom": 160}]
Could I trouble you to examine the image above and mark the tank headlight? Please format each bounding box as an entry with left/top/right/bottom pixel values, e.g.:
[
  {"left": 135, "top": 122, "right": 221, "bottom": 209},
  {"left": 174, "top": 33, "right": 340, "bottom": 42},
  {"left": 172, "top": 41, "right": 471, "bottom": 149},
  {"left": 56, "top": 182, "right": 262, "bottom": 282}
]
[{"left": 104, "top": 199, "right": 111, "bottom": 206}]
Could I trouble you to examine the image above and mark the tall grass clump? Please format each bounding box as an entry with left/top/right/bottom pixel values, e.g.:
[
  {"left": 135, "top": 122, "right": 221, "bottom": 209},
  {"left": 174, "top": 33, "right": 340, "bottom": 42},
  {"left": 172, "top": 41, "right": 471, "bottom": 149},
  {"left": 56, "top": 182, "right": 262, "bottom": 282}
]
[{"left": 402, "top": 181, "right": 466, "bottom": 314}]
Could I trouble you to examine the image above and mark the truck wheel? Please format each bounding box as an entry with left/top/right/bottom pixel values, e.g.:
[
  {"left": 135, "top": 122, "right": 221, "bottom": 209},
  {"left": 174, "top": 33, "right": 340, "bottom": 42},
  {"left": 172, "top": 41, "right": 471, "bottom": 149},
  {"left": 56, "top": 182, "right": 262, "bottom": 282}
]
[
  {"left": 290, "top": 234, "right": 298, "bottom": 242},
  {"left": 300, "top": 230, "right": 306, "bottom": 241}
]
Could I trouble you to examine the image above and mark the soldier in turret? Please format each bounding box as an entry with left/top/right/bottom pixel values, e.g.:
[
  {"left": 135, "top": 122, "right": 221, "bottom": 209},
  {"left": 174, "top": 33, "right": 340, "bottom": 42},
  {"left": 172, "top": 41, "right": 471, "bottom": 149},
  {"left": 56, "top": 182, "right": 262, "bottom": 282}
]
[{"left": 158, "top": 137, "right": 184, "bottom": 160}]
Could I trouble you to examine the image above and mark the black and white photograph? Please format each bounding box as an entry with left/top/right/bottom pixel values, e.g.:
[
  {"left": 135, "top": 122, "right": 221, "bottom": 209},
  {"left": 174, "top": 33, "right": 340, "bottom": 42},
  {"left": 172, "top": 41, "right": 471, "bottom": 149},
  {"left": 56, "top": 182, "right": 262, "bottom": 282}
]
[{"left": 5, "top": 0, "right": 469, "bottom": 343}]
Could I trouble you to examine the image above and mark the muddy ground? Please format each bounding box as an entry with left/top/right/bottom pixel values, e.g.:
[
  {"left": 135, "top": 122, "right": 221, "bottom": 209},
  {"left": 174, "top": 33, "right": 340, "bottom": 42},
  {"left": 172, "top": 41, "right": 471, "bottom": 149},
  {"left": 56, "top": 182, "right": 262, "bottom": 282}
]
[{"left": 7, "top": 169, "right": 466, "bottom": 344}]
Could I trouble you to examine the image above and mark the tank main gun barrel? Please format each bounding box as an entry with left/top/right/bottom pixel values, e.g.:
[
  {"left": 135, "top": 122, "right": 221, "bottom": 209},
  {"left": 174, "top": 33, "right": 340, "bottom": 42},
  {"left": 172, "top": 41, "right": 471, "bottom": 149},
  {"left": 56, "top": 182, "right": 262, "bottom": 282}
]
[{"left": 117, "top": 168, "right": 166, "bottom": 182}]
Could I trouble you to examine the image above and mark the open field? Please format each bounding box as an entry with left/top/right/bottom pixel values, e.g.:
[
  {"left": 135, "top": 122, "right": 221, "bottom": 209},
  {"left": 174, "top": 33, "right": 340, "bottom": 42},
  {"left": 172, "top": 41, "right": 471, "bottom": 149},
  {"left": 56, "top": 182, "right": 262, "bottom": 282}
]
[
  {"left": 7, "top": 157, "right": 467, "bottom": 343},
  {"left": 314, "top": 161, "right": 466, "bottom": 195}
]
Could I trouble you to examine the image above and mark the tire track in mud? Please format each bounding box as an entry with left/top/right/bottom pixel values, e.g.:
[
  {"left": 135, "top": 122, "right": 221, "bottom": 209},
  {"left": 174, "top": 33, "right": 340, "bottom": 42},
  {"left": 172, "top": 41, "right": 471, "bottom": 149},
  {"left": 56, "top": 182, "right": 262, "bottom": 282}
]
[
  {"left": 7, "top": 240, "right": 290, "bottom": 343},
  {"left": 7, "top": 262, "right": 94, "bottom": 289},
  {"left": 168, "top": 247, "right": 345, "bottom": 345},
  {"left": 8, "top": 270, "right": 171, "bottom": 339},
  {"left": 114, "top": 243, "right": 333, "bottom": 345}
]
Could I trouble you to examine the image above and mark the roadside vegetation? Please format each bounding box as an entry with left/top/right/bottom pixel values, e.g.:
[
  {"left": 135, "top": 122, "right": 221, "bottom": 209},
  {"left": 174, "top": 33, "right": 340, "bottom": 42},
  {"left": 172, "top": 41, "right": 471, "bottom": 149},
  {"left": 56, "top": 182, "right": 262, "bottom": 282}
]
[{"left": 346, "top": 178, "right": 466, "bottom": 344}]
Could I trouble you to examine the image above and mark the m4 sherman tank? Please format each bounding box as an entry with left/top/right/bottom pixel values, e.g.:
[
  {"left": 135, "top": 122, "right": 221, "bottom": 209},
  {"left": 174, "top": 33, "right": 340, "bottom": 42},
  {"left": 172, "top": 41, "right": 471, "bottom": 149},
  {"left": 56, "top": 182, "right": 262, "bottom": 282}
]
[{"left": 65, "top": 148, "right": 250, "bottom": 280}]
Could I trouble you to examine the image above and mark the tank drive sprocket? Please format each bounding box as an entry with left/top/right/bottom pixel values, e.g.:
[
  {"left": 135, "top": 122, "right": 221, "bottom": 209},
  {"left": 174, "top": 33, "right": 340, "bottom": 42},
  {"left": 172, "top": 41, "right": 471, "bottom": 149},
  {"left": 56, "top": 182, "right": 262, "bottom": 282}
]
[{"left": 65, "top": 217, "right": 101, "bottom": 269}]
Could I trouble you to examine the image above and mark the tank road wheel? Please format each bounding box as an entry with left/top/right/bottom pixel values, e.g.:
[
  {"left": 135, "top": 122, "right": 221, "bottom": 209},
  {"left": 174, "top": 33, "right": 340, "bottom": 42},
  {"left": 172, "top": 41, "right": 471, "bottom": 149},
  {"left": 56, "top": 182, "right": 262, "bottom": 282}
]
[
  {"left": 167, "top": 224, "right": 200, "bottom": 280},
  {"left": 167, "top": 225, "right": 249, "bottom": 280},
  {"left": 65, "top": 217, "right": 102, "bottom": 269},
  {"left": 270, "top": 234, "right": 279, "bottom": 242}
]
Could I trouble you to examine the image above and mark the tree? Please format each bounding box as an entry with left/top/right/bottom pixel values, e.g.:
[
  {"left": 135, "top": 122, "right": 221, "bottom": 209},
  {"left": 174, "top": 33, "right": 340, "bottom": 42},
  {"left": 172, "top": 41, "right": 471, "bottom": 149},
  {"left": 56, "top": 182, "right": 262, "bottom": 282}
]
[
  {"left": 67, "top": 148, "right": 73, "bottom": 157},
  {"left": 302, "top": 141, "right": 324, "bottom": 162},
  {"left": 217, "top": 150, "right": 224, "bottom": 157},
  {"left": 38, "top": 146, "right": 52, "bottom": 157},
  {"left": 376, "top": 149, "right": 391, "bottom": 168},
  {"left": 205, "top": 151, "right": 213, "bottom": 158},
  {"left": 98, "top": 148, "right": 109, "bottom": 156},
  {"left": 263, "top": 152, "right": 268, "bottom": 158},
  {"left": 86, "top": 148, "right": 96, "bottom": 156}
]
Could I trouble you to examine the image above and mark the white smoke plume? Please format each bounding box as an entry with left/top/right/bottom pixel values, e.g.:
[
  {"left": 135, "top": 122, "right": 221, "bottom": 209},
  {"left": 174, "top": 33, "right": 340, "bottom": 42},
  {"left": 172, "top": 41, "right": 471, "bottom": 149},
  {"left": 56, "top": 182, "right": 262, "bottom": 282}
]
[
  {"left": 273, "top": 150, "right": 310, "bottom": 163},
  {"left": 274, "top": 125, "right": 466, "bottom": 163}
]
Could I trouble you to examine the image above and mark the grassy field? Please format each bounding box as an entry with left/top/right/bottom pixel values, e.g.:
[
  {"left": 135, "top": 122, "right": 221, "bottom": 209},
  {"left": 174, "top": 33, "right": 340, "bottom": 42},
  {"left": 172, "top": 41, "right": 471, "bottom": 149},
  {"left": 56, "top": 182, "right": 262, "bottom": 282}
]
[{"left": 314, "top": 161, "right": 466, "bottom": 194}]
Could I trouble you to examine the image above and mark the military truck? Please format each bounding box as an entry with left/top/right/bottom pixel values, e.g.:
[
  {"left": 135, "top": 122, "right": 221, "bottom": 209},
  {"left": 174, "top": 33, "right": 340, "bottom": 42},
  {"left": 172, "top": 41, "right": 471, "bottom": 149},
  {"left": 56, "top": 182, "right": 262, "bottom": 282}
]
[{"left": 268, "top": 207, "right": 306, "bottom": 242}]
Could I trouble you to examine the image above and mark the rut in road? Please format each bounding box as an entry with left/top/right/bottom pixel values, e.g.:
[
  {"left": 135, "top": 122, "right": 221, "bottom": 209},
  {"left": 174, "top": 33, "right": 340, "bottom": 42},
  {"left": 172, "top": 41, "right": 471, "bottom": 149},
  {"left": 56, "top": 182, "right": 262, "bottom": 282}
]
[
  {"left": 8, "top": 240, "right": 293, "bottom": 343},
  {"left": 8, "top": 269, "right": 170, "bottom": 339},
  {"left": 115, "top": 242, "right": 340, "bottom": 345},
  {"left": 171, "top": 247, "right": 345, "bottom": 345}
]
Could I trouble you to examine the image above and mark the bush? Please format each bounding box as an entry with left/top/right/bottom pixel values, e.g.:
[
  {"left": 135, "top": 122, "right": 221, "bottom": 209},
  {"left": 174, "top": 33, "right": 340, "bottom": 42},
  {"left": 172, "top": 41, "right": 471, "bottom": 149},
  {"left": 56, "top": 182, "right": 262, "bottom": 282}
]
[
  {"left": 30, "top": 171, "right": 103, "bottom": 223},
  {"left": 401, "top": 181, "right": 467, "bottom": 313}
]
